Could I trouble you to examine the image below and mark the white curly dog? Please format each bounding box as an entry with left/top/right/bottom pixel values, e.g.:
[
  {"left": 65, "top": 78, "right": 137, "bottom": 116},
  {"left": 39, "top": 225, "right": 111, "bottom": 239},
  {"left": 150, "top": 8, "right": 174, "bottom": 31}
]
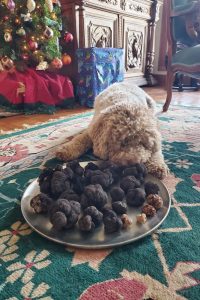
[{"left": 56, "top": 82, "right": 169, "bottom": 179}]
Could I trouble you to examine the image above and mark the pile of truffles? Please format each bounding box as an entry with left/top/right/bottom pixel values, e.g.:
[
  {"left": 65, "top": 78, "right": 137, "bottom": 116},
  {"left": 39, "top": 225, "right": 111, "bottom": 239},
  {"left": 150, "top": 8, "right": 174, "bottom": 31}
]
[{"left": 30, "top": 160, "right": 164, "bottom": 234}]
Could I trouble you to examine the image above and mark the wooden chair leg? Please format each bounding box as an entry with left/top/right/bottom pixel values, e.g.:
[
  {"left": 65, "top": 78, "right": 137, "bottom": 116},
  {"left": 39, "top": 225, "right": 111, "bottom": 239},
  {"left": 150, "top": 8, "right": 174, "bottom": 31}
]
[{"left": 163, "top": 71, "right": 175, "bottom": 112}]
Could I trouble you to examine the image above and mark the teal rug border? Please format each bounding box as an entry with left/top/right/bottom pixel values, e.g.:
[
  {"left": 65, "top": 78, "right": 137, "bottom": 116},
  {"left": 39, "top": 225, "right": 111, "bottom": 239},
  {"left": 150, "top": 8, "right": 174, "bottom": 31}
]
[{"left": 0, "top": 111, "right": 93, "bottom": 140}]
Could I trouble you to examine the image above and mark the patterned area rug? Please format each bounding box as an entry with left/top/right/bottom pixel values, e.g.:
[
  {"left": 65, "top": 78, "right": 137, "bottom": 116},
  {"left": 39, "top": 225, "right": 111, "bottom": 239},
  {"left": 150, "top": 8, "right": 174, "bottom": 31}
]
[{"left": 0, "top": 106, "right": 200, "bottom": 300}]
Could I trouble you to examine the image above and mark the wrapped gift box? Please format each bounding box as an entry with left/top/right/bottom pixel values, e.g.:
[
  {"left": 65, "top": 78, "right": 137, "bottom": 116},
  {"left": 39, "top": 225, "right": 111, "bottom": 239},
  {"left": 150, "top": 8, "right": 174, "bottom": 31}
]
[{"left": 76, "top": 47, "right": 124, "bottom": 107}]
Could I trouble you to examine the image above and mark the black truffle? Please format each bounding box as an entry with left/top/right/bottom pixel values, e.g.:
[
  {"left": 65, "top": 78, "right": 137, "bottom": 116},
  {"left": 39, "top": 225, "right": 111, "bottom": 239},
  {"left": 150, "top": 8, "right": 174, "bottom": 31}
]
[
  {"left": 81, "top": 184, "right": 108, "bottom": 209},
  {"left": 99, "top": 162, "right": 123, "bottom": 182},
  {"left": 38, "top": 168, "right": 54, "bottom": 194},
  {"left": 120, "top": 176, "right": 140, "bottom": 192},
  {"left": 54, "top": 164, "right": 63, "bottom": 172},
  {"left": 85, "top": 162, "right": 99, "bottom": 171},
  {"left": 126, "top": 188, "right": 146, "bottom": 207},
  {"left": 90, "top": 169, "right": 113, "bottom": 190},
  {"left": 110, "top": 187, "right": 125, "bottom": 202},
  {"left": 122, "top": 166, "right": 138, "bottom": 177},
  {"left": 65, "top": 210, "right": 79, "bottom": 229},
  {"left": 84, "top": 206, "right": 103, "bottom": 226},
  {"left": 51, "top": 211, "right": 67, "bottom": 230},
  {"left": 49, "top": 199, "right": 72, "bottom": 221},
  {"left": 72, "top": 176, "right": 86, "bottom": 195},
  {"left": 67, "top": 161, "right": 84, "bottom": 176},
  {"left": 51, "top": 171, "right": 68, "bottom": 198},
  {"left": 104, "top": 216, "right": 123, "bottom": 234},
  {"left": 62, "top": 167, "right": 74, "bottom": 180},
  {"left": 78, "top": 215, "right": 95, "bottom": 232},
  {"left": 144, "top": 182, "right": 159, "bottom": 196},
  {"left": 30, "top": 193, "right": 52, "bottom": 214},
  {"left": 70, "top": 201, "right": 81, "bottom": 215},
  {"left": 112, "top": 201, "right": 127, "bottom": 215},
  {"left": 38, "top": 167, "right": 54, "bottom": 186},
  {"left": 59, "top": 190, "right": 80, "bottom": 202},
  {"left": 136, "top": 163, "right": 148, "bottom": 177},
  {"left": 102, "top": 208, "right": 118, "bottom": 220}
]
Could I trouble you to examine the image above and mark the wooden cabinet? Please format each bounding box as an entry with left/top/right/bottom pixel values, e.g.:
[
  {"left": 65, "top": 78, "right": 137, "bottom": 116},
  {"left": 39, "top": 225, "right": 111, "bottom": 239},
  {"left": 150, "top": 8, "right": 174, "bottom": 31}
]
[{"left": 61, "top": 0, "right": 161, "bottom": 86}]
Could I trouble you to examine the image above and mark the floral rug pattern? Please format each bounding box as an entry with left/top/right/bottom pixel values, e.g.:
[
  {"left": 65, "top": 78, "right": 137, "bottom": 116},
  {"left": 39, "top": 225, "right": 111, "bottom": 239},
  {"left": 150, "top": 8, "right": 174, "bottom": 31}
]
[{"left": 0, "top": 106, "right": 200, "bottom": 299}]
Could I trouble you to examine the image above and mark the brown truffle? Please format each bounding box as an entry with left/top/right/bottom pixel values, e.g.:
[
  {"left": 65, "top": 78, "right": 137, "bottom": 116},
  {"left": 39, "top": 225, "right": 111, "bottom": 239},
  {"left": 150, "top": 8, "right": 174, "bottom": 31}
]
[
  {"left": 146, "top": 194, "right": 163, "bottom": 210},
  {"left": 136, "top": 213, "right": 147, "bottom": 224},
  {"left": 142, "top": 204, "right": 156, "bottom": 217},
  {"left": 121, "top": 214, "right": 132, "bottom": 229}
]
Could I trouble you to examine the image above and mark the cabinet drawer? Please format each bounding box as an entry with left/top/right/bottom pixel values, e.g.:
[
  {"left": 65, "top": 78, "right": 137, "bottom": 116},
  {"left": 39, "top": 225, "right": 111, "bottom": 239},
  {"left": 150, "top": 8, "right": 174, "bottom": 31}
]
[
  {"left": 123, "top": 17, "right": 148, "bottom": 76},
  {"left": 84, "top": 7, "right": 119, "bottom": 48}
]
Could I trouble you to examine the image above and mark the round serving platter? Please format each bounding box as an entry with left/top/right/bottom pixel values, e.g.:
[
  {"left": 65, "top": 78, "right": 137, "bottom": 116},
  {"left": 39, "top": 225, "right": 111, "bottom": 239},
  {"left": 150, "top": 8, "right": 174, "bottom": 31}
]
[{"left": 21, "top": 163, "right": 171, "bottom": 249}]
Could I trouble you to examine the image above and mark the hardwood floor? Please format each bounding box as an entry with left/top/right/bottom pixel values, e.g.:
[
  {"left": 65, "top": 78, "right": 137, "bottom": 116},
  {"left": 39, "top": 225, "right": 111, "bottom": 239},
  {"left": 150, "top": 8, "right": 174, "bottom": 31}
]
[{"left": 0, "top": 86, "right": 200, "bottom": 133}]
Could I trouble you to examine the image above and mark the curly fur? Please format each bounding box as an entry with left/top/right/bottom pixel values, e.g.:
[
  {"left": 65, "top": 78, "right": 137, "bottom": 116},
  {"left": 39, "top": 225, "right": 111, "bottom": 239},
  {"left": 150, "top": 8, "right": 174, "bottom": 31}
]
[{"left": 56, "top": 82, "right": 169, "bottom": 179}]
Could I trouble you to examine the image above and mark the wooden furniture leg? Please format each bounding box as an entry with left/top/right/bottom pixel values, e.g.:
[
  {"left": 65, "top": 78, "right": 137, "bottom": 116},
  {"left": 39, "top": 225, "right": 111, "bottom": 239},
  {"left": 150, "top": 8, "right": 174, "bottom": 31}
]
[{"left": 163, "top": 70, "right": 175, "bottom": 112}]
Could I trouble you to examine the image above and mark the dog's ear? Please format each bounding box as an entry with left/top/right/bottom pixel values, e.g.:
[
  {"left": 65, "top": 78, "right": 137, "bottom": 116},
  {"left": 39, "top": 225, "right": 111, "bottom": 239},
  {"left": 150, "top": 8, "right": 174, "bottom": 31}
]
[{"left": 146, "top": 95, "right": 156, "bottom": 112}]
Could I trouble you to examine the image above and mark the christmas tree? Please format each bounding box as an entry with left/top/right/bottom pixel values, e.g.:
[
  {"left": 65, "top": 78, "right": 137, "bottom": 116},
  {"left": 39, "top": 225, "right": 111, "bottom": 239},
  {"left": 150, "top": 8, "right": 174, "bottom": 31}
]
[{"left": 0, "top": 0, "right": 72, "bottom": 72}]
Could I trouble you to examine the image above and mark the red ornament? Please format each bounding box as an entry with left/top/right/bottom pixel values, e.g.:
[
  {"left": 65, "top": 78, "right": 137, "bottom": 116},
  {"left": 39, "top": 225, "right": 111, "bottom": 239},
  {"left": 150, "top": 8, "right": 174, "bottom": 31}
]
[
  {"left": 62, "top": 53, "right": 72, "bottom": 65},
  {"left": 28, "top": 40, "right": 38, "bottom": 51},
  {"left": 3, "top": 16, "right": 9, "bottom": 22},
  {"left": 21, "top": 53, "right": 29, "bottom": 61},
  {"left": 51, "top": 57, "right": 63, "bottom": 69},
  {"left": 64, "top": 32, "right": 73, "bottom": 43}
]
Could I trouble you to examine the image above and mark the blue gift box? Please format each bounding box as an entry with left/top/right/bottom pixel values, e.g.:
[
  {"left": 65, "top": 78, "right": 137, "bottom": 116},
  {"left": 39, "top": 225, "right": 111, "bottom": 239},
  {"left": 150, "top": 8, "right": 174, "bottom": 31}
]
[{"left": 76, "top": 47, "right": 124, "bottom": 107}]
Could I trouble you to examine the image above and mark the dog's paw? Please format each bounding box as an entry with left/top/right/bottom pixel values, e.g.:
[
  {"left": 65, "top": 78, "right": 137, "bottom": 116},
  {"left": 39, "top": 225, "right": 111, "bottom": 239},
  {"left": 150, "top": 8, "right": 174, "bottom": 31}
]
[
  {"left": 55, "top": 147, "right": 73, "bottom": 162},
  {"left": 147, "top": 164, "right": 169, "bottom": 180}
]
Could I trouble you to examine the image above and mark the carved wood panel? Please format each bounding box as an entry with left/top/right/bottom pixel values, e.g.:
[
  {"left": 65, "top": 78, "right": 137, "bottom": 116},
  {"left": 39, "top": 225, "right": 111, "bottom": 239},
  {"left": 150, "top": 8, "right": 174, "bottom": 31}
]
[
  {"left": 123, "top": 17, "right": 147, "bottom": 75},
  {"left": 88, "top": 23, "right": 112, "bottom": 47},
  {"left": 84, "top": 8, "right": 118, "bottom": 48},
  {"left": 127, "top": 29, "right": 143, "bottom": 69}
]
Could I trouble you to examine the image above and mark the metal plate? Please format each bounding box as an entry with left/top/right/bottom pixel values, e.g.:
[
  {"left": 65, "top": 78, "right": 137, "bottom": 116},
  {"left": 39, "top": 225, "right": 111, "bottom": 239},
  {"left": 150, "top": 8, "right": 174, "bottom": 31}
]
[{"left": 21, "top": 164, "right": 171, "bottom": 249}]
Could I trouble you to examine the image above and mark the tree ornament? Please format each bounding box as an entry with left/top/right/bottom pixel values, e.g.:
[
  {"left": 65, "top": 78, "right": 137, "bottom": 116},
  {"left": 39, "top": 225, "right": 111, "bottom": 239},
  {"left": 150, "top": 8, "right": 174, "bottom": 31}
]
[
  {"left": 45, "top": 0, "right": 53, "bottom": 12},
  {"left": 21, "top": 12, "right": 32, "bottom": 22},
  {"left": 3, "top": 16, "right": 9, "bottom": 22},
  {"left": 0, "top": 60, "right": 4, "bottom": 72},
  {"left": 62, "top": 53, "right": 72, "bottom": 65},
  {"left": 14, "top": 17, "right": 21, "bottom": 25},
  {"left": 28, "top": 40, "right": 38, "bottom": 51},
  {"left": 4, "top": 31, "right": 12, "bottom": 42},
  {"left": 45, "top": 16, "right": 58, "bottom": 27},
  {"left": 16, "top": 27, "right": 26, "bottom": 36},
  {"left": 1, "top": 56, "right": 14, "bottom": 70},
  {"left": 51, "top": 12, "right": 57, "bottom": 20},
  {"left": 21, "top": 53, "right": 29, "bottom": 61},
  {"left": 44, "top": 26, "right": 54, "bottom": 39},
  {"left": 27, "top": 0, "right": 36, "bottom": 12},
  {"left": 36, "top": 60, "right": 48, "bottom": 70},
  {"left": 50, "top": 57, "right": 63, "bottom": 69},
  {"left": 7, "top": 0, "right": 15, "bottom": 12},
  {"left": 64, "top": 32, "right": 73, "bottom": 43}
]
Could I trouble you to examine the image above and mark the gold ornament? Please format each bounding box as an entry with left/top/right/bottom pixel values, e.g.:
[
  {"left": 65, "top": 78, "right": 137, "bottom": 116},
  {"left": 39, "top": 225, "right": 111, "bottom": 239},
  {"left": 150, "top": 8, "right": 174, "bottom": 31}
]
[
  {"left": 51, "top": 12, "right": 57, "bottom": 20},
  {"left": 4, "top": 31, "right": 12, "bottom": 42},
  {"left": 16, "top": 27, "right": 26, "bottom": 36},
  {"left": 1, "top": 56, "right": 14, "bottom": 70}
]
